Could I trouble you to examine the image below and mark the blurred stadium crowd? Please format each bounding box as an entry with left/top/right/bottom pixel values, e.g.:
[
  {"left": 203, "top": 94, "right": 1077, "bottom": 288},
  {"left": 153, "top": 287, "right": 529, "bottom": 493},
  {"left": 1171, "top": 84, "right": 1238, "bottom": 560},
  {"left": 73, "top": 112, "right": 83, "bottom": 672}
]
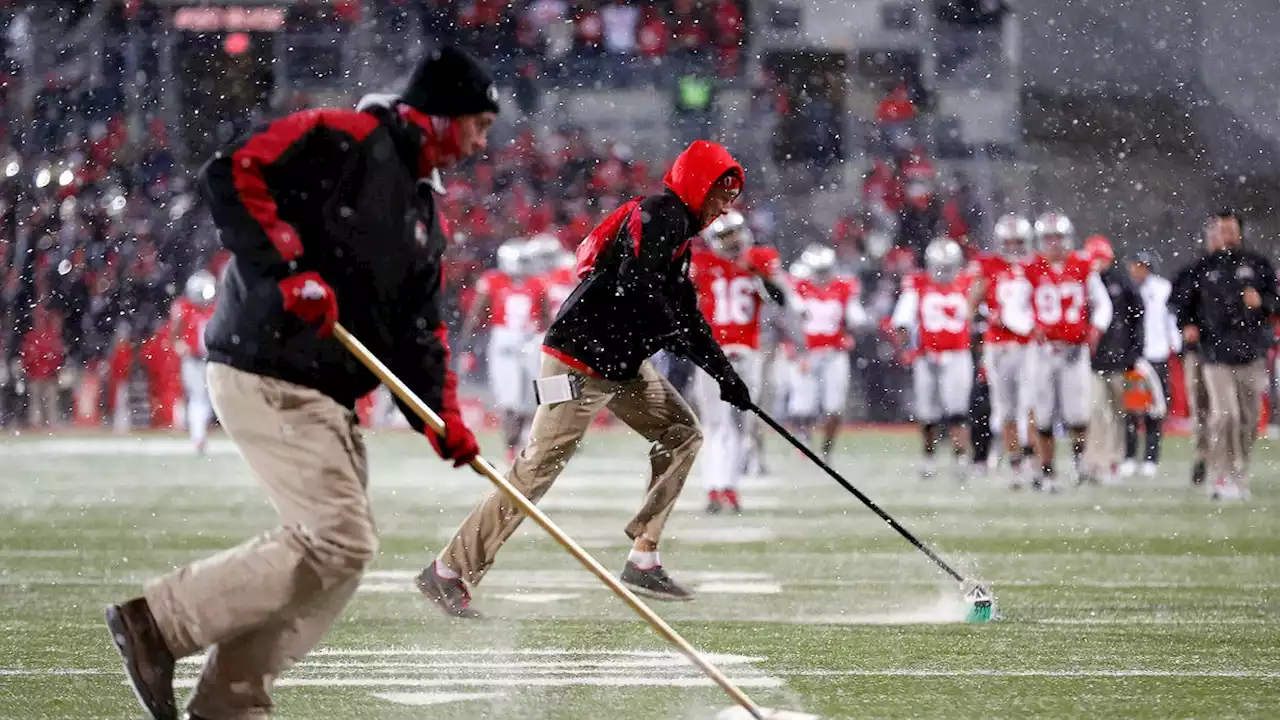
[{"left": 0, "top": 0, "right": 991, "bottom": 429}]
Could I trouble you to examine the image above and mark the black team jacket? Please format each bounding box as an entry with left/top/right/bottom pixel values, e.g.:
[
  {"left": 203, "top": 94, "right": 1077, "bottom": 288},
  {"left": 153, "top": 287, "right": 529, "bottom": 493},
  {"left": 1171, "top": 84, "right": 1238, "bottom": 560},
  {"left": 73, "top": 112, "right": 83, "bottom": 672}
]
[
  {"left": 200, "top": 104, "right": 461, "bottom": 428},
  {"left": 1091, "top": 264, "right": 1144, "bottom": 372},
  {"left": 1172, "top": 247, "right": 1279, "bottom": 365},
  {"left": 543, "top": 140, "right": 742, "bottom": 386}
]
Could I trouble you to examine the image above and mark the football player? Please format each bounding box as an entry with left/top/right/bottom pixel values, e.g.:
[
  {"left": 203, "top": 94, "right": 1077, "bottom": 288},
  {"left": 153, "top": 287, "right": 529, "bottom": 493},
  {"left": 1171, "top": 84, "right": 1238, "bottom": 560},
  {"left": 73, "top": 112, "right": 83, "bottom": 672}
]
[
  {"left": 526, "top": 233, "right": 578, "bottom": 321},
  {"left": 968, "top": 214, "right": 1036, "bottom": 487},
  {"left": 788, "top": 244, "right": 866, "bottom": 461},
  {"left": 463, "top": 238, "right": 546, "bottom": 462},
  {"left": 689, "top": 210, "right": 792, "bottom": 513},
  {"left": 1025, "top": 213, "right": 1113, "bottom": 491},
  {"left": 171, "top": 270, "right": 218, "bottom": 453},
  {"left": 892, "top": 238, "right": 975, "bottom": 480}
]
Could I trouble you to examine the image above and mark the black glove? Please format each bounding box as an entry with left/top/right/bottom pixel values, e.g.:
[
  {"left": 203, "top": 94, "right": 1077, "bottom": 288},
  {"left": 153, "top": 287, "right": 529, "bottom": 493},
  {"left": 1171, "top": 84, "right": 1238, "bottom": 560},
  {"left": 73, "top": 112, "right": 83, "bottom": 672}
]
[{"left": 718, "top": 373, "right": 753, "bottom": 410}]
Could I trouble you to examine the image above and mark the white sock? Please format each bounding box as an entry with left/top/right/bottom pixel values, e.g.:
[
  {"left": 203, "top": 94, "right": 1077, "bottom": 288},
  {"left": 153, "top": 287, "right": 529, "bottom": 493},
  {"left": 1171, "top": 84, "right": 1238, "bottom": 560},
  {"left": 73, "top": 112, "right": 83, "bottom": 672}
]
[
  {"left": 434, "top": 558, "right": 460, "bottom": 580},
  {"left": 628, "top": 550, "right": 660, "bottom": 569}
]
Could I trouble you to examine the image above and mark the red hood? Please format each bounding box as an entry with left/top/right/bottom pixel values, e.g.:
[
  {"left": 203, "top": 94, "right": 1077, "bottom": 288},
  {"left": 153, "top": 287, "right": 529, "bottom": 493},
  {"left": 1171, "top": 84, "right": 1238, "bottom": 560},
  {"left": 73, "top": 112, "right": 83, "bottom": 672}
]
[{"left": 662, "top": 140, "right": 743, "bottom": 225}]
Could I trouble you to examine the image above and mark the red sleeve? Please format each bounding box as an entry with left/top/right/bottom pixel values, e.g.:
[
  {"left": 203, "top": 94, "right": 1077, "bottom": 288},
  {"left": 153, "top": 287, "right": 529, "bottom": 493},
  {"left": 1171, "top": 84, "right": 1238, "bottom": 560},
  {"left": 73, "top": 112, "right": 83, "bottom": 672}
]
[
  {"left": 747, "top": 246, "right": 781, "bottom": 275},
  {"left": 205, "top": 109, "right": 378, "bottom": 275},
  {"left": 434, "top": 324, "right": 462, "bottom": 416}
]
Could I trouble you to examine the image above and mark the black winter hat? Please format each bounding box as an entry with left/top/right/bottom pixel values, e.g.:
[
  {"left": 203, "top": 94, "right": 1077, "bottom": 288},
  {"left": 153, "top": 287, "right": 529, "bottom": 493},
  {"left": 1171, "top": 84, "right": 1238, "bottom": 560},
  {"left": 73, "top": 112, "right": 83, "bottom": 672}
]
[{"left": 400, "top": 47, "right": 500, "bottom": 117}]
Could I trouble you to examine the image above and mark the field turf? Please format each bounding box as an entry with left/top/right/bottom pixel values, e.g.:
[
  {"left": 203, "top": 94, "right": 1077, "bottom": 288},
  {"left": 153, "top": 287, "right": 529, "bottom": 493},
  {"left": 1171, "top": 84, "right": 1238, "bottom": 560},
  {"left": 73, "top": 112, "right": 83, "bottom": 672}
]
[{"left": 0, "top": 428, "right": 1276, "bottom": 719}]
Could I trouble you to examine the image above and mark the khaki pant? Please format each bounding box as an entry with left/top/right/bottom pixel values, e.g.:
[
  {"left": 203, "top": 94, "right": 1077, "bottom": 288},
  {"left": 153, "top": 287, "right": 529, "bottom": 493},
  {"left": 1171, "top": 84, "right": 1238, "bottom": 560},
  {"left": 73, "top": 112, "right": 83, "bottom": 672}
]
[
  {"left": 144, "top": 363, "right": 374, "bottom": 719},
  {"left": 1083, "top": 372, "right": 1127, "bottom": 474},
  {"left": 1184, "top": 352, "right": 1211, "bottom": 461},
  {"left": 26, "top": 379, "right": 60, "bottom": 427},
  {"left": 1203, "top": 360, "right": 1266, "bottom": 484},
  {"left": 440, "top": 354, "right": 702, "bottom": 584}
]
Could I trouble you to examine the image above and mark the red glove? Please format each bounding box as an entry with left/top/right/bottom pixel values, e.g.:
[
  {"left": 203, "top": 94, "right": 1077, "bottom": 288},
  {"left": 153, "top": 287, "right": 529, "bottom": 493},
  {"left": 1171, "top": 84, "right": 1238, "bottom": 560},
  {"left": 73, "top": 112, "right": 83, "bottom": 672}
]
[
  {"left": 428, "top": 410, "right": 479, "bottom": 467},
  {"left": 279, "top": 271, "right": 338, "bottom": 338}
]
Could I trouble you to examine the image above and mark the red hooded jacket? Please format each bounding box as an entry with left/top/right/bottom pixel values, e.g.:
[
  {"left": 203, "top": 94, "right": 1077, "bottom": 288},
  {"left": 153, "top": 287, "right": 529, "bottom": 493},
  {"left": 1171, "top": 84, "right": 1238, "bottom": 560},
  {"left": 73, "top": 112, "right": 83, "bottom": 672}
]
[{"left": 548, "top": 141, "right": 744, "bottom": 382}]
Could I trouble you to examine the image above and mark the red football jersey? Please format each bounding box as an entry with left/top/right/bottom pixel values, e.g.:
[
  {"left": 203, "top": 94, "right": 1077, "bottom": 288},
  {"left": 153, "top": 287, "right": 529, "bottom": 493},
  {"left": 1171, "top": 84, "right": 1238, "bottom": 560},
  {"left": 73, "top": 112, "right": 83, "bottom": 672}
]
[
  {"left": 971, "top": 254, "right": 1033, "bottom": 345},
  {"left": 1025, "top": 251, "right": 1095, "bottom": 344},
  {"left": 904, "top": 272, "right": 974, "bottom": 352},
  {"left": 795, "top": 275, "right": 861, "bottom": 351},
  {"left": 689, "top": 246, "right": 780, "bottom": 349},
  {"left": 170, "top": 297, "right": 215, "bottom": 359},
  {"left": 477, "top": 270, "right": 545, "bottom": 333},
  {"left": 541, "top": 266, "right": 578, "bottom": 318}
]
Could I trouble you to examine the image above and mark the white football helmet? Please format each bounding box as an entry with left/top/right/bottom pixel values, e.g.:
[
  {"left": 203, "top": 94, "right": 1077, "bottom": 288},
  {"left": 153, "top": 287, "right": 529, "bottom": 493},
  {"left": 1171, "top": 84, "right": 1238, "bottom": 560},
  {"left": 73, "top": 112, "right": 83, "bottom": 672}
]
[
  {"left": 184, "top": 270, "right": 216, "bottom": 305},
  {"left": 1034, "top": 212, "right": 1075, "bottom": 255},
  {"left": 524, "top": 233, "right": 563, "bottom": 274},
  {"left": 993, "top": 213, "right": 1033, "bottom": 260},
  {"left": 703, "top": 209, "right": 753, "bottom": 258},
  {"left": 799, "top": 244, "right": 836, "bottom": 278},
  {"left": 497, "top": 239, "right": 528, "bottom": 276},
  {"left": 925, "top": 237, "right": 964, "bottom": 281}
]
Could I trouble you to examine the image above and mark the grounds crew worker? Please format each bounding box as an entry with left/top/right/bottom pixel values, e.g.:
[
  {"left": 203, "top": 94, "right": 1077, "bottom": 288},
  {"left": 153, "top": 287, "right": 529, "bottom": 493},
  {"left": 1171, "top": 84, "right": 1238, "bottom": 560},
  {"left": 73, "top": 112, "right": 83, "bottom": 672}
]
[
  {"left": 1174, "top": 209, "right": 1278, "bottom": 500},
  {"left": 420, "top": 140, "right": 752, "bottom": 616},
  {"left": 1081, "top": 235, "right": 1150, "bottom": 484},
  {"left": 103, "top": 47, "right": 497, "bottom": 720}
]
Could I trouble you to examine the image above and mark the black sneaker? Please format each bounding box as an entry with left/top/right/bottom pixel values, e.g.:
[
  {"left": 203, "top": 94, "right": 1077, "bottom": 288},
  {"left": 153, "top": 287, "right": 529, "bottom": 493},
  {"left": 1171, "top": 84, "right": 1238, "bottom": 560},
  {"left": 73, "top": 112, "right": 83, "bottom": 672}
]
[
  {"left": 620, "top": 562, "right": 696, "bottom": 602},
  {"left": 104, "top": 598, "right": 177, "bottom": 720},
  {"left": 416, "top": 564, "right": 483, "bottom": 619},
  {"left": 1191, "top": 459, "right": 1206, "bottom": 486}
]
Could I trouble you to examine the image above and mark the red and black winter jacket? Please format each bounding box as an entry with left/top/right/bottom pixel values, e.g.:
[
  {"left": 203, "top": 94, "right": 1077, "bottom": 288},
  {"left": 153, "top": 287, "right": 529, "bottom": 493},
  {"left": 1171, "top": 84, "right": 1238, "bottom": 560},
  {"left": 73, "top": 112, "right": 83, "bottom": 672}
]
[
  {"left": 543, "top": 140, "right": 742, "bottom": 384},
  {"left": 201, "top": 105, "right": 462, "bottom": 426}
]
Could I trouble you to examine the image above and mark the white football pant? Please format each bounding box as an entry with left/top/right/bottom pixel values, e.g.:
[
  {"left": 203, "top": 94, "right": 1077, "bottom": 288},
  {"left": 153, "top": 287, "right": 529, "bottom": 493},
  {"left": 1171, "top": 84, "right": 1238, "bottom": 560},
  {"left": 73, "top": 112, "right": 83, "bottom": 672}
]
[
  {"left": 983, "top": 342, "right": 1031, "bottom": 444},
  {"left": 1031, "top": 342, "right": 1092, "bottom": 430},
  {"left": 785, "top": 349, "right": 851, "bottom": 419},
  {"left": 182, "top": 357, "right": 212, "bottom": 446},
  {"left": 912, "top": 350, "right": 973, "bottom": 423},
  {"left": 488, "top": 328, "right": 539, "bottom": 412},
  {"left": 695, "top": 348, "right": 763, "bottom": 492}
]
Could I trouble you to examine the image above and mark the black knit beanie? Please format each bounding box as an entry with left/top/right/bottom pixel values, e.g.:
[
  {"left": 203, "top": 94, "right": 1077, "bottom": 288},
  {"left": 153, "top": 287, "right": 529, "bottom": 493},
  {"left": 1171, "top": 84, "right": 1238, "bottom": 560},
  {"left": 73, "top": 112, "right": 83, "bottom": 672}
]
[{"left": 400, "top": 47, "right": 500, "bottom": 117}]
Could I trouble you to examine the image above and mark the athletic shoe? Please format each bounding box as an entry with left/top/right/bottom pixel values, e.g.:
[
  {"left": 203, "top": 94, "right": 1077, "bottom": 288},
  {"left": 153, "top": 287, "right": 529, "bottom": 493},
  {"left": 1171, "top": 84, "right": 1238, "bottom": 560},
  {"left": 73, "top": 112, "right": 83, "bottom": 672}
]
[
  {"left": 1140, "top": 461, "right": 1158, "bottom": 478},
  {"left": 705, "top": 491, "right": 723, "bottom": 515},
  {"left": 1191, "top": 460, "right": 1206, "bottom": 486},
  {"left": 620, "top": 562, "right": 696, "bottom": 602},
  {"left": 920, "top": 458, "right": 937, "bottom": 480},
  {"left": 104, "top": 598, "right": 177, "bottom": 720},
  {"left": 416, "top": 563, "right": 482, "bottom": 619},
  {"left": 1117, "top": 459, "right": 1137, "bottom": 478},
  {"left": 722, "top": 489, "right": 743, "bottom": 514},
  {"left": 1044, "top": 477, "right": 1063, "bottom": 494}
]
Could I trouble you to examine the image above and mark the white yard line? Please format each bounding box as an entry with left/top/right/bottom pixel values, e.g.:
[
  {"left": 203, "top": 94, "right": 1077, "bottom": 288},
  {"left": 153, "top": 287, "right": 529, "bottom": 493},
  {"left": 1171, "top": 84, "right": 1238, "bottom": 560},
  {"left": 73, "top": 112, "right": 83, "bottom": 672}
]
[
  {"left": 172, "top": 676, "right": 786, "bottom": 689},
  {"left": 295, "top": 660, "right": 758, "bottom": 670},
  {"left": 180, "top": 649, "right": 764, "bottom": 664},
  {"left": 0, "top": 669, "right": 110, "bottom": 676},
  {"left": 779, "top": 669, "right": 1280, "bottom": 679},
  {"left": 374, "top": 691, "right": 505, "bottom": 706}
]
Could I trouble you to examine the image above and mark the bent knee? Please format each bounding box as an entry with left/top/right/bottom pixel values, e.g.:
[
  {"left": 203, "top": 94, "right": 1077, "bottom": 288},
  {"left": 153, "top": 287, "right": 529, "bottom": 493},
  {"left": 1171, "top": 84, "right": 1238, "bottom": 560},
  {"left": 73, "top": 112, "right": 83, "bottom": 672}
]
[
  {"left": 666, "top": 421, "right": 703, "bottom": 452},
  {"left": 294, "top": 513, "right": 378, "bottom": 576}
]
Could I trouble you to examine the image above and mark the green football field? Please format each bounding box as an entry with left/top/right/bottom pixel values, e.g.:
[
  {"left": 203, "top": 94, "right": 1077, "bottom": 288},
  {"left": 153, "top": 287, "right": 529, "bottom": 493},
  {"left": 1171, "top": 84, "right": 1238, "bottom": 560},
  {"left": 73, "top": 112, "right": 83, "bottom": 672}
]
[{"left": 1, "top": 428, "right": 1277, "bottom": 719}]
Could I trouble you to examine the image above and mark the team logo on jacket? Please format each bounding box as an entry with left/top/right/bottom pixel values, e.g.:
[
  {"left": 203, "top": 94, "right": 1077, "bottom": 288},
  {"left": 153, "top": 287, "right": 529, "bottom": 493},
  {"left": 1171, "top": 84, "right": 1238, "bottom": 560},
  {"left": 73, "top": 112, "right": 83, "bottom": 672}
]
[{"left": 1237, "top": 266, "right": 1255, "bottom": 280}]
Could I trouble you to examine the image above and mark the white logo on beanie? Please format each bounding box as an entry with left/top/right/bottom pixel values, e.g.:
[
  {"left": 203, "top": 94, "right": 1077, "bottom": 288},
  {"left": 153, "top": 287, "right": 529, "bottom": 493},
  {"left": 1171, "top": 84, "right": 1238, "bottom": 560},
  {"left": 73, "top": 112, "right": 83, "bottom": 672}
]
[{"left": 486, "top": 85, "right": 498, "bottom": 103}]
